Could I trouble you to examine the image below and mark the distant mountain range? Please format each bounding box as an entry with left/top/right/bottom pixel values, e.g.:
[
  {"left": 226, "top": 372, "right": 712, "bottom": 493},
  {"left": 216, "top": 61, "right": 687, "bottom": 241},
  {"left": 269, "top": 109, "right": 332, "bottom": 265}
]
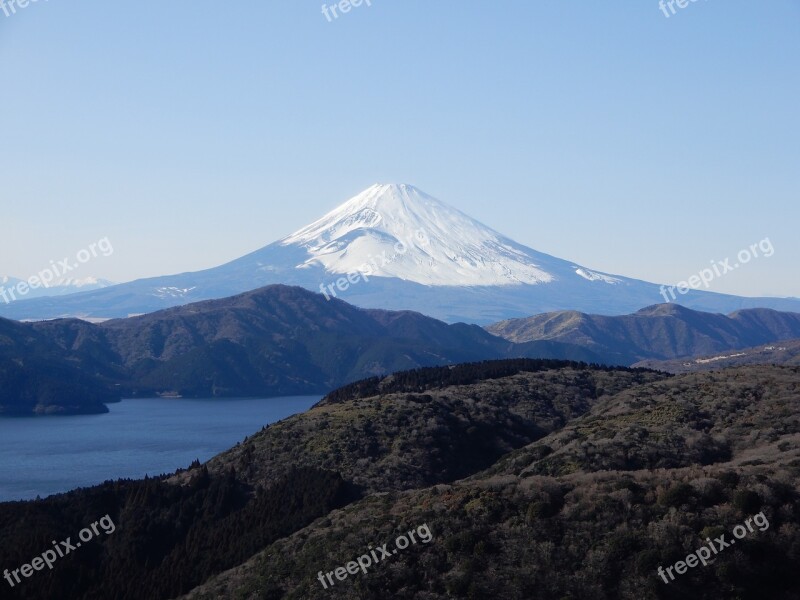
[
  {"left": 3, "top": 285, "right": 800, "bottom": 415},
  {"left": 0, "top": 285, "right": 601, "bottom": 415},
  {"left": 486, "top": 303, "right": 800, "bottom": 365},
  {"left": 633, "top": 338, "right": 800, "bottom": 373},
  {"left": 1, "top": 184, "right": 797, "bottom": 323}
]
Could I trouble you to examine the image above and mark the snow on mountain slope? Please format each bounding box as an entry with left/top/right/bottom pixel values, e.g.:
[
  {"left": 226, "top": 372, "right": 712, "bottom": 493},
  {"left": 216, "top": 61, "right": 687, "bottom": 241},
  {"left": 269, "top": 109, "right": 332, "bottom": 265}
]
[
  {"left": 574, "top": 268, "right": 623, "bottom": 284},
  {"left": 281, "top": 183, "right": 560, "bottom": 286}
]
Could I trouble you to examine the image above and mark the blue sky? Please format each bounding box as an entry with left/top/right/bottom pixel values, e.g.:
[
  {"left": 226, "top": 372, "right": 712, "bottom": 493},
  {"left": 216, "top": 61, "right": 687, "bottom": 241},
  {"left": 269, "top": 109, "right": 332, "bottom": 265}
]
[{"left": 1, "top": 0, "right": 798, "bottom": 297}]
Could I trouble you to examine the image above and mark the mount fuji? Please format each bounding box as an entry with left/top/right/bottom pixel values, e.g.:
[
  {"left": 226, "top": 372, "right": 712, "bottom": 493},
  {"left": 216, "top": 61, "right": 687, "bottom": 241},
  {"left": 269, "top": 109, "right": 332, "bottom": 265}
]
[{"left": 2, "top": 184, "right": 798, "bottom": 324}]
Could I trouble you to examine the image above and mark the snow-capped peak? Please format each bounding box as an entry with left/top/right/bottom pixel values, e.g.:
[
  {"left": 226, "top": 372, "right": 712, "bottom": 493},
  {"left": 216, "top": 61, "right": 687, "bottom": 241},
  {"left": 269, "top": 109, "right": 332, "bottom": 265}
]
[{"left": 280, "top": 183, "right": 555, "bottom": 286}]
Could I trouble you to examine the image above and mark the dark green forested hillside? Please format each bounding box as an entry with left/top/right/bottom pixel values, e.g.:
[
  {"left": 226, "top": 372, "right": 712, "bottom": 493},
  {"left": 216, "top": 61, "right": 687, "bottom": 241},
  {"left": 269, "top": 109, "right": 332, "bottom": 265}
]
[
  {"left": 0, "top": 467, "right": 355, "bottom": 600},
  {"left": 0, "top": 318, "right": 117, "bottom": 415}
]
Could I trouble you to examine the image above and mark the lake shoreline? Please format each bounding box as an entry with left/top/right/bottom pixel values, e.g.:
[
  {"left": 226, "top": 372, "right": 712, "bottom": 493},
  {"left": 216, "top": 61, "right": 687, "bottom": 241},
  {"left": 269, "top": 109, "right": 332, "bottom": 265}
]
[{"left": 0, "top": 395, "right": 320, "bottom": 502}]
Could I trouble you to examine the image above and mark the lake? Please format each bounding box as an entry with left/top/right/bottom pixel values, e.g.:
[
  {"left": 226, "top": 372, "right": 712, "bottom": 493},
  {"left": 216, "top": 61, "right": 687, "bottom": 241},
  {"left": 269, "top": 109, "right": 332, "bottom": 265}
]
[{"left": 0, "top": 396, "right": 320, "bottom": 502}]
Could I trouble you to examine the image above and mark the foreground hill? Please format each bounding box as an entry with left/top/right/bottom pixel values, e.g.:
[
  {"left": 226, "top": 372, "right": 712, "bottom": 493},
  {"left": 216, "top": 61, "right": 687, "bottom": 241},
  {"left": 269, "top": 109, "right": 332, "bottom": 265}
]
[
  {"left": 186, "top": 360, "right": 660, "bottom": 494},
  {"left": 486, "top": 303, "right": 800, "bottom": 365},
  {"left": 0, "top": 286, "right": 603, "bottom": 415},
  {"left": 2, "top": 360, "right": 799, "bottom": 600},
  {"left": 182, "top": 364, "right": 800, "bottom": 600}
]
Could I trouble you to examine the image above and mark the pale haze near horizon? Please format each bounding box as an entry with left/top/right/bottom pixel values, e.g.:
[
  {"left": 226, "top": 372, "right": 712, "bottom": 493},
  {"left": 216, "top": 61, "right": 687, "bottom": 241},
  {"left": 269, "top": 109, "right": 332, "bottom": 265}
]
[{"left": 0, "top": 1, "right": 797, "bottom": 299}]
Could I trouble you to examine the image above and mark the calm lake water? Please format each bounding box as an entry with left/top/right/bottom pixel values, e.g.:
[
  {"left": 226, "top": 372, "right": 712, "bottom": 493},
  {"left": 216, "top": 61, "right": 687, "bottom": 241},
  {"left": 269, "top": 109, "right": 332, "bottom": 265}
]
[{"left": 0, "top": 396, "right": 320, "bottom": 502}]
